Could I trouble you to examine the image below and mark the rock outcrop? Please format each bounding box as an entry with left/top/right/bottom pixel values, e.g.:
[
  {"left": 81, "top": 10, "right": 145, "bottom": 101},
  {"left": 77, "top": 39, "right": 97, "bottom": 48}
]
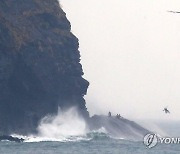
[
  {"left": 0, "top": 0, "right": 89, "bottom": 134},
  {"left": 89, "top": 115, "right": 150, "bottom": 141},
  {"left": 0, "top": 135, "right": 24, "bottom": 143},
  {"left": 0, "top": 1, "right": 151, "bottom": 140}
]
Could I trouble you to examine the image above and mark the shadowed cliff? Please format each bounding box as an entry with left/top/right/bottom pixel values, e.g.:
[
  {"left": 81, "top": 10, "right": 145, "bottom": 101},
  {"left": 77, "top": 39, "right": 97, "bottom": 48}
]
[
  {"left": 0, "top": 0, "right": 151, "bottom": 139},
  {"left": 0, "top": 0, "right": 89, "bottom": 134}
]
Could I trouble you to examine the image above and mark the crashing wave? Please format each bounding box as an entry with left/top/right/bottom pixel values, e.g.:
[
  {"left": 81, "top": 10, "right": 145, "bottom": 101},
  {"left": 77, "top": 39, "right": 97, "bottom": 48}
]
[{"left": 9, "top": 107, "right": 149, "bottom": 142}]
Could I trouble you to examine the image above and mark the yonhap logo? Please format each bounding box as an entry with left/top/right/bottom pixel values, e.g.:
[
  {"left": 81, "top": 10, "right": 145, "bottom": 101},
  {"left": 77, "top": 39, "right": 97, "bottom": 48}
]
[
  {"left": 144, "top": 133, "right": 158, "bottom": 148},
  {"left": 144, "top": 133, "right": 180, "bottom": 148}
]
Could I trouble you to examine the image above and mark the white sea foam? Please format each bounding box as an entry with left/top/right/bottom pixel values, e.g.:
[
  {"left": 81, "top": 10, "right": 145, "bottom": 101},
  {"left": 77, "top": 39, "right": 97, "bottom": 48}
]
[
  {"left": 11, "top": 108, "right": 130, "bottom": 142},
  {"left": 12, "top": 107, "right": 90, "bottom": 142},
  {"left": 37, "top": 107, "right": 87, "bottom": 138}
]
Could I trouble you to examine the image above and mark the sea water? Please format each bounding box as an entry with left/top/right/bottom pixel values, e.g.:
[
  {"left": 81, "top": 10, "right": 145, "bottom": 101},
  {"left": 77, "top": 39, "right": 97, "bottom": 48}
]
[
  {"left": 0, "top": 108, "right": 179, "bottom": 154},
  {"left": 0, "top": 134, "right": 180, "bottom": 154}
]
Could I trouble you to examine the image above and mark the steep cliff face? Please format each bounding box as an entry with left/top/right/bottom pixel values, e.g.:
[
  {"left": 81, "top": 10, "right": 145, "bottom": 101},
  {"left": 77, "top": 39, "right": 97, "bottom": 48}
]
[{"left": 0, "top": 0, "right": 89, "bottom": 134}]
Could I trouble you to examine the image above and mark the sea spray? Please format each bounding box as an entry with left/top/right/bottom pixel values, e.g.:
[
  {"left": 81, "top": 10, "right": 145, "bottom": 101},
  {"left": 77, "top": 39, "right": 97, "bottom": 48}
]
[
  {"left": 11, "top": 109, "right": 150, "bottom": 142},
  {"left": 12, "top": 107, "right": 89, "bottom": 142},
  {"left": 37, "top": 107, "right": 88, "bottom": 139}
]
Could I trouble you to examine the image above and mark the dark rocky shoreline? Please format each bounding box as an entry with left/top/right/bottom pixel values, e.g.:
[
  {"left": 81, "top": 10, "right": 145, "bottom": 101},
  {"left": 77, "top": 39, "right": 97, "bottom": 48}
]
[{"left": 0, "top": 135, "right": 24, "bottom": 143}]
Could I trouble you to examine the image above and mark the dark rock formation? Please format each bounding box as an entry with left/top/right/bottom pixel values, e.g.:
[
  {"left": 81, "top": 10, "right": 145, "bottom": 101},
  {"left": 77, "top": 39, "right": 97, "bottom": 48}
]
[
  {"left": 89, "top": 115, "right": 150, "bottom": 140},
  {"left": 0, "top": 135, "right": 24, "bottom": 143},
  {"left": 0, "top": 0, "right": 151, "bottom": 140},
  {"left": 0, "top": 0, "right": 89, "bottom": 134}
]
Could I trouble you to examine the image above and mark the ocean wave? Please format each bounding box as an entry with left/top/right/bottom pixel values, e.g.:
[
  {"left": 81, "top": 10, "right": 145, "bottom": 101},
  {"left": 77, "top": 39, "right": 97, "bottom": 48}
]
[
  {"left": 11, "top": 127, "right": 125, "bottom": 143},
  {"left": 9, "top": 108, "right": 127, "bottom": 143}
]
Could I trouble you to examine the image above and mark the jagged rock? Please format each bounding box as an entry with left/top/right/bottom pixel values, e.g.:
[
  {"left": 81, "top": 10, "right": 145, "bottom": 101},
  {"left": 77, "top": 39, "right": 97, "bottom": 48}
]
[
  {"left": 0, "top": 0, "right": 151, "bottom": 139},
  {"left": 0, "top": 0, "right": 89, "bottom": 135}
]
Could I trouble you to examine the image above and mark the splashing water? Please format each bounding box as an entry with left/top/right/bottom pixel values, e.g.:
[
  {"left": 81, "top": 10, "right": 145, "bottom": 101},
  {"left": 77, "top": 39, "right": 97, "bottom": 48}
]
[
  {"left": 37, "top": 107, "right": 88, "bottom": 138},
  {"left": 13, "top": 107, "right": 90, "bottom": 142},
  {"left": 12, "top": 107, "right": 127, "bottom": 142}
]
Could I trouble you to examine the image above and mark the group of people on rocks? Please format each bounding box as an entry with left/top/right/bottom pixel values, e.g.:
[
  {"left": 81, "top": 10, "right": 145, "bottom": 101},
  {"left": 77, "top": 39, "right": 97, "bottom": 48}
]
[{"left": 108, "top": 112, "right": 122, "bottom": 119}]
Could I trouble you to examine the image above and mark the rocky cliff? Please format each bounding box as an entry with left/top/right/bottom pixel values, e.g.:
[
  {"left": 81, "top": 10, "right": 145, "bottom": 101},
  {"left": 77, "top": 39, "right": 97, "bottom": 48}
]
[{"left": 0, "top": 0, "right": 89, "bottom": 134}]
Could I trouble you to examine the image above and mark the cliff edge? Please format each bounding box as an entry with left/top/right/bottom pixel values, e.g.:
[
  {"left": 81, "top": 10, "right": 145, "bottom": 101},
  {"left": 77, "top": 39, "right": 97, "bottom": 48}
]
[
  {"left": 0, "top": 1, "right": 151, "bottom": 140},
  {"left": 0, "top": 0, "right": 89, "bottom": 134}
]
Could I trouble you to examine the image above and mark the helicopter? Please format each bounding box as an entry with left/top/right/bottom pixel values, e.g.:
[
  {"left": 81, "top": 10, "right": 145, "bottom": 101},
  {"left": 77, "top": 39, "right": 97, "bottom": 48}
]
[{"left": 163, "top": 107, "right": 170, "bottom": 114}]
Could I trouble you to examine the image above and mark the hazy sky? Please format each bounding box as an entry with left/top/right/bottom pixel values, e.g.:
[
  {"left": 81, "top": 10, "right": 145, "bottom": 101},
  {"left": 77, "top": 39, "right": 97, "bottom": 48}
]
[{"left": 60, "top": 0, "right": 180, "bottom": 120}]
